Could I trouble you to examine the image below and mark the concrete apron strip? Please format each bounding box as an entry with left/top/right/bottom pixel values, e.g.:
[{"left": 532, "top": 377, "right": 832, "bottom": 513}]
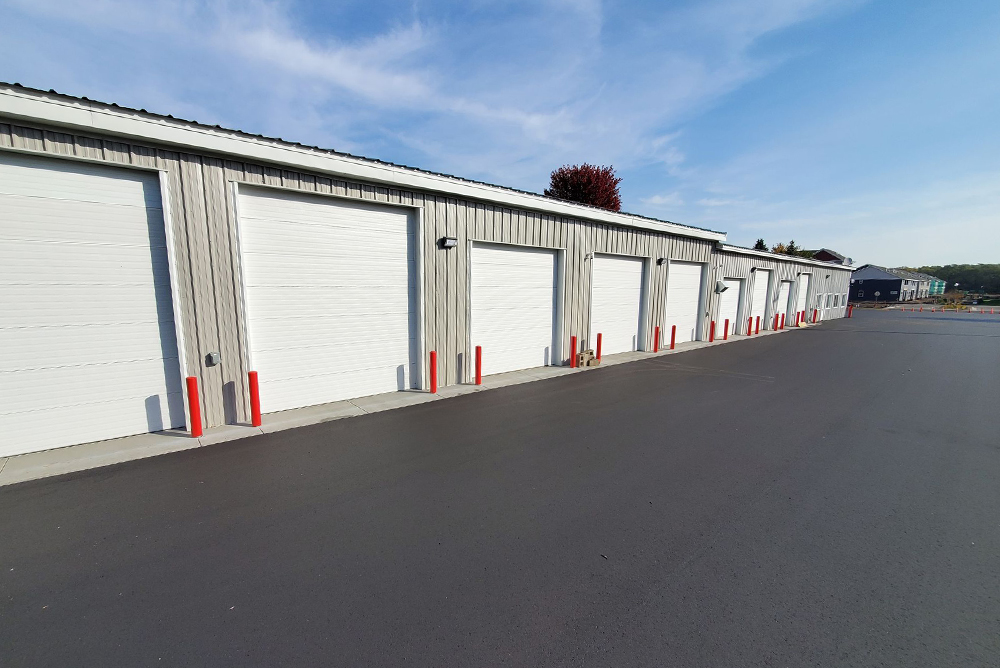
[{"left": 0, "top": 323, "right": 810, "bottom": 487}]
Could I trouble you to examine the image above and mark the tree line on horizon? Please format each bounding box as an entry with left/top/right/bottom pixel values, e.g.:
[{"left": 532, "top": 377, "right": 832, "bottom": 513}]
[
  {"left": 900, "top": 264, "right": 1000, "bottom": 294},
  {"left": 752, "top": 238, "right": 814, "bottom": 258}
]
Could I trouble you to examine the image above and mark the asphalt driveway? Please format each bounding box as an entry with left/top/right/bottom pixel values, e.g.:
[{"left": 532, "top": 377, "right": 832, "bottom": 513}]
[{"left": 2, "top": 309, "right": 998, "bottom": 667}]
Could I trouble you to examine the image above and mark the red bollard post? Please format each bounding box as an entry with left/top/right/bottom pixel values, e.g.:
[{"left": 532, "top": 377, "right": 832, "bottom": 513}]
[
  {"left": 429, "top": 350, "right": 438, "bottom": 393},
  {"left": 654, "top": 325, "right": 660, "bottom": 352},
  {"left": 755, "top": 316, "right": 761, "bottom": 335},
  {"left": 748, "top": 317, "right": 753, "bottom": 336},
  {"left": 709, "top": 321, "right": 715, "bottom": 342},
  {"left": 186, "top": 376, "right": 202, "bottom": 438},
  {"left": 724, "top": 318, "right": 730, "bottom": 340},
  {"left": 774, "top": 314, "right": 779, "bottom": 330},
  {"left": 570, "top": 335, "right": 577, "bottom": 368},
  {"left": 475, "top": 345, "right": 482, "bottom": 385},
  {"left": 670, "top": 325, "right": 677, "bottom": 349},
  {"left": 596, "top": 333, "right": 602, "bottom": 361},
  {"left": 781, "top": 313, "right": 786, "bottom": 329},
  {"left": 813, "top": 309, "right": 818, "bottom": 323},
  {"left": 848, "top": 305, "right": 853, "bottom": 318},
  {"left": 248, "top": 371, "right": 262, "bottom": 427}
]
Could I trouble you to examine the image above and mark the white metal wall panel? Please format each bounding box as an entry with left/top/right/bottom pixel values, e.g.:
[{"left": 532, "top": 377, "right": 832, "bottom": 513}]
[
  {"left": 589, "top": 254, "right": 644, "bottom": 355},
  {"left": 665, "top": 261, "right": 703, "bottom": 343},
  {"left": 776, "top": 281, "right": 792, "bottom": 322},
  {"left": 470, "top": 243, "right": 557, "bottom": 375},
  {"left": 0, "top": 151, "right": 184, "bottom": 456},
  {"left": 237, "top": 187, "right": 418, "bottom": 413},
  {"left": 749, "top": 269, "right": 771, "bottom": 326},
  {"left": 717, "top": 278, "right": 742, "bottom": 337},
  {"left": 796, "top": 274, "right": 811, "bottom": 316}
]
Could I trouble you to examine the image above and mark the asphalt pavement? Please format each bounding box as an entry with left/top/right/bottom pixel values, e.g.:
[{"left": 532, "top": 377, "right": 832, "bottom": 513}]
[{"left": 2, "top": 309, "right": 998, "bottom": 667}]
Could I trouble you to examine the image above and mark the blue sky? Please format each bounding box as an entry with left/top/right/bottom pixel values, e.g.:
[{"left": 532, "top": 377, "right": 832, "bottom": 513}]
[{"left": 2, "top": 0, "right": 998, "bottom": 266}]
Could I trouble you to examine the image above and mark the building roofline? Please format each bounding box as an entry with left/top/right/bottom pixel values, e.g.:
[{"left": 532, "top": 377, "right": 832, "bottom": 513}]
[
  {"left": 719, "top": 244, "right": 854, "bottom": 271},
  {"left": 0, "top": 82, "right": 726, "bottom": 242}
]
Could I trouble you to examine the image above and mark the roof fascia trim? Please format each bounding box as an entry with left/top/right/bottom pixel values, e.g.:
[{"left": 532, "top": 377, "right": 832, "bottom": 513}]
[
  {"left": 719, "top": 244, "right": 854, "bottom": 271},
  {"left": 0, "top": 87, "right": 725, "bottom": 242}
]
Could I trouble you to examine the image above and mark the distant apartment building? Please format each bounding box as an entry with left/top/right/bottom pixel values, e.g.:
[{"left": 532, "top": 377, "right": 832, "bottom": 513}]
[{"left": 849, "top": 265, "right": 930, "bottom": 302}]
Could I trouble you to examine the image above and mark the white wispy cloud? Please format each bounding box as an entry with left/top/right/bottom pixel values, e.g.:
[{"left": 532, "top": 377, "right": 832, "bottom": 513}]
[{"left": 0, "top": 0, "right": 854, "bottom": 187}]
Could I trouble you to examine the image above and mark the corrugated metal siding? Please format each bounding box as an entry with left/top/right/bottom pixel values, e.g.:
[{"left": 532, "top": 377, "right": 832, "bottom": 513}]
[
  {"left": 712, "top": 250, "right": 853, "bottom": 330},
  {"left": 2, "top": 117, "right": 818, "bottom": 433}
]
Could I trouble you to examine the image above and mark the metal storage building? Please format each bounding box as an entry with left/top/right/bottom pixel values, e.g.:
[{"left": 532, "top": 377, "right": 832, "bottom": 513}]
[
  {"left": 0, "top": 84, "right": 853, "bottom": 457},
  {"left": 710, "top": 245, "right": 852, "bottom": 336}
]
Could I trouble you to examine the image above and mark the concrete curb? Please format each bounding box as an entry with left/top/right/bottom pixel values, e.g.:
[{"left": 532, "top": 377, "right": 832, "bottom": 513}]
[{"left": 0, "top": 323, "right": 812, "bottom": 487}]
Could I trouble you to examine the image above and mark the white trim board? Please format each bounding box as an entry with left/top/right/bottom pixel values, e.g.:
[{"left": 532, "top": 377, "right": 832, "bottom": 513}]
[{"left": 0, "top": 86, "right": 726, "bottom": 243}]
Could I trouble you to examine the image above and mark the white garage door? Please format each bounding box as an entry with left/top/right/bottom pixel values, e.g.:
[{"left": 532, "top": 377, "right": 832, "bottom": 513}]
[
  {"left": 237, "top": 187, "right": 418, "bottom": 413},
  {"left": 665, "top": 261, "right": 703, "bottom": 344},
  {"left": 0, "top": 152, "right": 184, "bottom": 456},
  {"left": 776, "top": 281, "right": 792, "bottom": 322},
  {"left": 717, "top": 278, "right": 742, "bottom": 337},
  {"left": 795, "top": 274, "right": 811, "bottom": 318},
  {"left": 590, "top": 254, "right": 645, "bottom": 355},
  {"left": 471, "top": 243, "right": 558, "bottom": 375},
  {"left": 749, "top": 269, "right": 771, "bottom": 328}
]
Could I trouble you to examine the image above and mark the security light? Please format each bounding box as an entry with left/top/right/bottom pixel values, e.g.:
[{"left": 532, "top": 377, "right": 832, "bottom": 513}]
[
  {"left": 657, "top": 258, "right": 667, "bottom": 266},
  {"left": 715, "top": 280, "right": 729, "bottom": 294},
  {"left": 439, "top": 236, "right": 458, "bottom": 249}
]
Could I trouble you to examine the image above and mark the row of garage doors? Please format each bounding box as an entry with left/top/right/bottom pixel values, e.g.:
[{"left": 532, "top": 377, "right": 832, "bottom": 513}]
[{"left": 0, "top": 151, "right": 809, "bottom": 456}]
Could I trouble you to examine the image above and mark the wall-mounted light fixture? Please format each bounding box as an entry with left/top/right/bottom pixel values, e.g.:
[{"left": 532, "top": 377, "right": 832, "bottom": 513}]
[
  {"left": 438, "top": 236, "right": 458, "bottom": 249},
  {"left": 656, "top": 258, "right": 667, "bottom": 266},
  {"left": 714, "top": 280, "right": 729, "bottom": 294}
]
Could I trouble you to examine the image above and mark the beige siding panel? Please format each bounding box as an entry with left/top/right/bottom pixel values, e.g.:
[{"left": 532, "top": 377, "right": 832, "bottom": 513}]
[
  {"left": 130, "top": 144, "right": 157, "bottom": 168},
  {"left": 103, "top": 140, "right": 131, "bottom": 164},
  {"left": 43, "top": 130, "right": 74, "bottom": 155},
  {"left": 74, "top": 135, "right": 103, "bottom": 160},
  {"left": 157, "top": 154, "right": 200, "bottom": 399},
  {"left": 12, "top": 125, "right": 44, "bottom": 151},
  {"left": 203, "top": 158, "right": 247, "bottom": 423},
  {"left": 176, "top": 153, "right": 225, "bottom": 426}
]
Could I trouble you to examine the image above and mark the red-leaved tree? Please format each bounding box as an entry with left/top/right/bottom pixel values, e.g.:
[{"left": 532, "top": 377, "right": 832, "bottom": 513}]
[{"left": 544, "top": 163, "right": 622, "bottom": 212}]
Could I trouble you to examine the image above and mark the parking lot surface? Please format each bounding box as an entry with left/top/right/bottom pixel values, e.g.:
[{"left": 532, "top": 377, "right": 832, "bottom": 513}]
[{"left": 2, "top": 310, "right": 998, "bottom": 667}]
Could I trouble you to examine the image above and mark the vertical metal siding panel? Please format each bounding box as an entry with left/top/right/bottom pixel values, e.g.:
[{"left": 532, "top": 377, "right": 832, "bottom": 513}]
[
  {"left": 263, "top": 167, "right": 282, "bottom": 186},
  {"left": 223, "top": 160, "right": 244, "bottom": 183},
  {"left": 11, "top": 125, "right": 44, "bottom": 150},
  {"left": 43, "top": 130, "right": 74, "bottom": 155},
  {"left": 202, "top": 158, "right": 248, "bottom": 423},
  {"left": 74, "top": 135, "right": 103, "bottom": 160},
  {"left": 454, "top": 200, "right": 470, "bottom": 383},
  {"left": 281, "top": 170, "right": 300, "bottom": 190},
  {"left": 299, "top": 173, "right": 317, "bottom": 192},
  {"left": 495, "top": 208, "right": 507, "bottom": 244},
  {"left": 130, "top": 144, "right": 157, "bottom": 168},
  {"left": 316, "top": 176, "right": 332, "bottom": 194},
  {"left": 0, "top": 123, "right": 11, "bottom": 147},
  {"left": 159, "top": 155, "right": 200, "bottom": 406},
  {"left": 175, "top": 153, "right": 225, "bottom": 427},
  {"left": 443, "top": 199, "right": 458, "bottom": 385},
  {"left": 430, "top": 197, "right": 446, "bottom": 378},
  {"left": 103, "top": 140, "right": 131, "bottom": 164},
  {"left": 243, "top": 163, "right": 265, "bottom": 185}
]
